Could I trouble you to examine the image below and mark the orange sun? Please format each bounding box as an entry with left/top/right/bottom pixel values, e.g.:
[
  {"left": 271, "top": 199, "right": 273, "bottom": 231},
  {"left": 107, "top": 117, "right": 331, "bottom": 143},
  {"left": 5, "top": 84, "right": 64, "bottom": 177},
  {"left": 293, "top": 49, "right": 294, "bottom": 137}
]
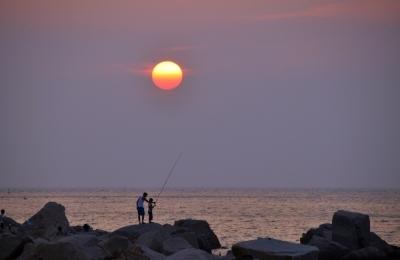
[{"left": 151, "top": 61, "right": 183, "bottom": 90}]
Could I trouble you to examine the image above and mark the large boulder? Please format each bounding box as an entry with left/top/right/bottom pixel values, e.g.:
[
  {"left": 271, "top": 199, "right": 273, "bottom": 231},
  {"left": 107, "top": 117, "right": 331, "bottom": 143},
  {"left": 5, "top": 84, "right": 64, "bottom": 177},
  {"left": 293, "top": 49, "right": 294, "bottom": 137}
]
[
  {"left": 137, "top": 224, "right": 201, "bottom": 254},
  {"left": 162, "top": 236, "right": 193, "bottom": 255},
  {"left": 369, "top": 232, "right": 394, "bottom": 256},
  {"left": 232, "top": 237, "right": 319, "bottom": 260},
  {"left": 308, "top": 235, "right": 349, "bottom": 260},
  {"left": 166, "top": 248, "right": 216, "bottom": 260},
  {"left": 57, "top": 233, "right": 100, "bottom": 247},
  {"left": 98, "top": 234, "right": 132, "bottom": 257},
  {"left": 174, "top": 219, "right": 220, "bottom": 252},
  {"left": 341, "top": 246, "right": 387, "bottom": 260},
  {"left": 57, "top": 233, "right": 107, "bottom": 259},
  {"left": 0, "top": 234, "right": 32, "bottom": 260},
  {"left": 112, "top": 223, "right": 162, "bottom": 241},
  {"left": 18, "top": 241, "right": 89, "bottom": 260},
  {"left": 1, "top": 215, "right": 22, "bottom": 232},
  {"left": 129, "top": 244, "right": 166, "bottom": 260},
  {"left": 332, "top": 210, "right": 370, "bottom": 250},
  {"left": 21, "top": 202, "right": 70, "bottom": 239},
  {"left": 173, "top": 231, "right": 199, "bottom": 249},
  {"left": 300, "top": 223, "right": 332, "bottom": 244},
  {"left": 137, "top": 229, "right": 171, "bottom": 252},
  {"left": 390, "top": 245, "right": 400, "bottom": 258}
]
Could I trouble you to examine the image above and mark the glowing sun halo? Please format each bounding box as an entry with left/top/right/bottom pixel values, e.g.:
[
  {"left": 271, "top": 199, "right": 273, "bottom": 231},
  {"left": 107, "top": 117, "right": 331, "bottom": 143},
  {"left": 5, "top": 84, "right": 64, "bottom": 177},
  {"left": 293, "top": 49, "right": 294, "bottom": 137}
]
[{"left": 151, "top": 61, "right": 183, "bottom": 90}]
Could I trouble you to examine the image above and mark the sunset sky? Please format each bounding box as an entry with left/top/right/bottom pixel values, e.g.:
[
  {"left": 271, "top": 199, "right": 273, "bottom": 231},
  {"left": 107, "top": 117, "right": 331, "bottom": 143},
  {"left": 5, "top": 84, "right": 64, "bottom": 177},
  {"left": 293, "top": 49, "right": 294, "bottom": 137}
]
[{"left": 1, "top": 0, "right": 399, "bottom": 188}]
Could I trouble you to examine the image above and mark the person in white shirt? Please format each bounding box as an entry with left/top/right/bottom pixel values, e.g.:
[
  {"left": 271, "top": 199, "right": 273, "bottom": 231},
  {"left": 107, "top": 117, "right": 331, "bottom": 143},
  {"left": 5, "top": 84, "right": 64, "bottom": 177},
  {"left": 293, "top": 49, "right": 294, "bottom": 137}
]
[{"left": 136, "top": 192, "right": 148, "bottom": 224}]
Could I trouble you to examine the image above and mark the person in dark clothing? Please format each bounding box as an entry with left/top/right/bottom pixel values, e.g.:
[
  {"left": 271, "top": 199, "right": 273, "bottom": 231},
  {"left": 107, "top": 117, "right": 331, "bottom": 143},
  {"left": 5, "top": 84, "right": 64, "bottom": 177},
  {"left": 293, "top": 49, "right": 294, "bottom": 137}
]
[
  {"left": 148, "top": 198, "right": 156, "bottom": 223},
  {"left": 0, "top": 209, "right": 5, "bottom": 232}
]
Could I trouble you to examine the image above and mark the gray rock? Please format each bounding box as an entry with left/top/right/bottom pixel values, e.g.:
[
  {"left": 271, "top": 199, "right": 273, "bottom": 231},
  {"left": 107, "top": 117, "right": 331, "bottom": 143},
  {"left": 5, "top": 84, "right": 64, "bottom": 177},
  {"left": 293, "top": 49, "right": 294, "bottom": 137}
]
[
  {"left": 174, "top": 219, "right": 221, "bottom": 252},
  {"left": 18, "top": 241, "right": 89, "bottom": 260},
  {"left": 21, "top": 202, "right": 70, "bottom": 239},
  {"left": 390, "top": 245, "right": 400, "bottom": 258},
  {"left": 57, "top": 233, "right": 100, "bottom": 247},
  {"left": 121, "top": 245, "right": 165, "bottom": 260},
  {"left": 162, "top": 236, "right": 193, "bottom": 255},
  {"left": 0, "top": 234, "right": 32, "bottom": 260},
  {"left": 332, "top": 210, "right": 370, "bottom": 250},
  {"left": 216, "top": 250, "right": 236, "bottom": 260},
  {"left": 308, "top": 235, "right": 349, "bottom": 260},
  {"left": 98, "top": 234, "right": 132, "bottom": 257},
  {"left": 341, "top": 246, "right": 387, "bottom": 260},
  {"left": 300, "top": 223, "right": 332, "bottom": 244},
  {"left": 1, "top": 216, "right": 22, "bottom": 232},
  {"left": 369, "top": 232, "right": 394, "bottom": 256},
  {"left": 166, "top": 248, "right": 216, "bottom": 260},
  {"left": 57, "top": 233, "right": 107, "bottom": 259},
  {"left": 159, "top": 224, "right": 200, "bottom": 249},
  {"left": 112, "top": 223, "right": 162, "bottom": 241},
  {"left": 173, "top": 231, "right": 199, "bottom": 249},
  {"left": 137, "top": 229, "right": 171, "bottom": 252},
  {"left": 232, "top": 237, "right": 319, "bottom": 260}
]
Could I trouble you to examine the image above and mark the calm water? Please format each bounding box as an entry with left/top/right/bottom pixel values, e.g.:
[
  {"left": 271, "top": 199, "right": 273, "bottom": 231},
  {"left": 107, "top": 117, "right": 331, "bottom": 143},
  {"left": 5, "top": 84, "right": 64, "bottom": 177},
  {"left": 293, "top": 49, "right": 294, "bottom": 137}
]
[{"left": 1, "top": 188, "right": 399, "bottom": 248}]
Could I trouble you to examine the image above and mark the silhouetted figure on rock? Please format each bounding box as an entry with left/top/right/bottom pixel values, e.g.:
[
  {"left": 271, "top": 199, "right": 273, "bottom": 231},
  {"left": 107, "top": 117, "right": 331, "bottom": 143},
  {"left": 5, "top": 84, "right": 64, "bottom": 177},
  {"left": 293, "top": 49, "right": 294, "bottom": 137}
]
[
  {"left": 148, "top": 198, "right": 156, "bottom": 223},
  {"left": 136, "top": 192, "right": 148, "bottom": 224}
]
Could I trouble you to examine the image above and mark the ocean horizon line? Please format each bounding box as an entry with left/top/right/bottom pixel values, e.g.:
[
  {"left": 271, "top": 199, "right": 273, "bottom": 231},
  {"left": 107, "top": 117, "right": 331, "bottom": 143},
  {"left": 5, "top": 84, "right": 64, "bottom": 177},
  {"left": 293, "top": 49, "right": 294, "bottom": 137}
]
[{"left": 1, "top": 186, "right": 399, "bottom": 192}]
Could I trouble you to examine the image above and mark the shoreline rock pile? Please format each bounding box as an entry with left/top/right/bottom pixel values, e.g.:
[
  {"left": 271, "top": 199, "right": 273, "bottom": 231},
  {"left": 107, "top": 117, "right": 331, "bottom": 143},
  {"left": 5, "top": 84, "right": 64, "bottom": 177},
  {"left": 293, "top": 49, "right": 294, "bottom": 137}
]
[
  {"left": 300, "top": 210, "right": 400, "bottom": 260},
  {"left": 0, "top": 202, "right": 399, "bottom": 260}
]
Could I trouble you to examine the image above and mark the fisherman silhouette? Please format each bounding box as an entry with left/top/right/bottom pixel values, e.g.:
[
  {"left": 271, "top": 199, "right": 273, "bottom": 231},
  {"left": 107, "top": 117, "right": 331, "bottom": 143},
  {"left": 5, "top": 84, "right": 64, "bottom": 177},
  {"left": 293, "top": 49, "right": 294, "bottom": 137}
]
[
  {"left": 136, "top": 192, "right": 149, "bottom": 224},
  {"left": 148, "top": 198, "right": 156, "bottom": 223}
]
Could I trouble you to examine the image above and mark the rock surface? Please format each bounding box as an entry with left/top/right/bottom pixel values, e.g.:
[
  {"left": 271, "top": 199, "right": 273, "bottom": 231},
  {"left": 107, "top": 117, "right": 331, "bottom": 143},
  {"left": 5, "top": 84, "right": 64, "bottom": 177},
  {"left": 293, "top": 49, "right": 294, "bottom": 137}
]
[
  {"left": 112, "top": 222, "right": 162, "bottom": 241},
  {"left": 174, "top": 219, "right": 221, "bottom": 252},
  {"left": 300, "top": 223, "right": 332, "bottom": 244},
  {"left": 308, "top": 235, "right": 349, "bottom": 260},
  {"left": 300, "top": 210, "right": 400, "bottom": 260},
  {"left": 21, "top": 202, "right": 70, "bottom": 239},
  {"left": 232, "top": 237, "right": 319, "bottom": 260},
  {"left": 98, "top": 234, "right": 132, "bottom": 257},
  {"left": 1, "top": 216, "right": 22, "bottom": 231},
  {"left": 0, "top": 234, "right": 31, "bottom": 260},
  {"left": 137, "top": 229, "right": 171, "bottom": 252},
  {"left": 162, "top": 236, "right": 193, "bottom": 255},
  {"left": 332, "top": 210, "right": 370, "bottom": 250},
  {"left": 19, "top": 241, "right": 89, "bottom": 260},
  {"left": 166, "top": 248, "right": 217, "bottom": 260},
  {"left": 341, "top": 246, "right": 387, "bottom": 260},
  {"left": 57, "top": 233, "right": 107, "bottom": 259},
  {"left": 2, "top": 202, "right": 399, "bottom": 260},
  {"left": 131, "top": 244, "right": 167, "bottom": 260}
]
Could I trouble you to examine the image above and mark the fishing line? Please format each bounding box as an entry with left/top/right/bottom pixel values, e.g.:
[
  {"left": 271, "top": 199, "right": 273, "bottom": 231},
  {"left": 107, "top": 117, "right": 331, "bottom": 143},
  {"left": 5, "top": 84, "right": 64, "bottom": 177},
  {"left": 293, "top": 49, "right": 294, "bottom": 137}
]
[{"left": 155, "top": 152, "right": 183, "bottom": 202}]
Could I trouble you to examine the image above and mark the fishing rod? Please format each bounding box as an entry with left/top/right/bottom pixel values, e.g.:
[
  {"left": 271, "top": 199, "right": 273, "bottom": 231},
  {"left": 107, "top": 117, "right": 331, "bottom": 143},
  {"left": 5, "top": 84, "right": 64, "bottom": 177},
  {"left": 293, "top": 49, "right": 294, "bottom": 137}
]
[{"left": 155, "top": 152, "right": 183, "bottom": 202}]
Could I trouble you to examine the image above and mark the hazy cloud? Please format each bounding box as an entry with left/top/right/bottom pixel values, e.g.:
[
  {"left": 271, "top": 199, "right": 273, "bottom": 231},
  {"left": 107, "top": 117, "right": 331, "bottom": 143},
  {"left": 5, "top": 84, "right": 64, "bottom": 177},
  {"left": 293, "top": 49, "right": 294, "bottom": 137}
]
[{"left": 255, "top": 0, "right": 400, "bottom": 22}]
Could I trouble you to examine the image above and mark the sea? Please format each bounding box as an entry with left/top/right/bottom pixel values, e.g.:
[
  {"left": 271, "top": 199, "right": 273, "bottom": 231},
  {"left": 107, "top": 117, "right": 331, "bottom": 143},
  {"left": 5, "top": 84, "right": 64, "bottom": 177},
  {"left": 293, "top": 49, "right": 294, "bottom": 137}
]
[{"left": 1, "top": 188, "right": 399, "bottom": 250}]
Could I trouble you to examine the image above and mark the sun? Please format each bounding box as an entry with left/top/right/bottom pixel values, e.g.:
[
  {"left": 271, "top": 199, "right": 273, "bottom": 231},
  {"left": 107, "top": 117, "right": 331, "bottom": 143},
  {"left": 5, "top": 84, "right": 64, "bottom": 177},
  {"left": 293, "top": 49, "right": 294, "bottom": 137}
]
[{"left": 151, "top": 61, "right": 183, "bottom": 90}]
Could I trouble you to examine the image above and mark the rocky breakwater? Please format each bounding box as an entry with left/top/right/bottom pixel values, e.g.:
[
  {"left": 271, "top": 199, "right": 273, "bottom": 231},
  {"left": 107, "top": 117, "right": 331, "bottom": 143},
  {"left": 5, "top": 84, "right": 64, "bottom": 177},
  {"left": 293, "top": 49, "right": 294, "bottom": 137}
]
[
  {"left": 0, "top": 202, "right": 222, "bottom": 260},
  {"left": 300, "top": 210, "right": 400, "bottom": 260},
  {"left": 1, "top": 202, "right": 399, "bottom": 260}
]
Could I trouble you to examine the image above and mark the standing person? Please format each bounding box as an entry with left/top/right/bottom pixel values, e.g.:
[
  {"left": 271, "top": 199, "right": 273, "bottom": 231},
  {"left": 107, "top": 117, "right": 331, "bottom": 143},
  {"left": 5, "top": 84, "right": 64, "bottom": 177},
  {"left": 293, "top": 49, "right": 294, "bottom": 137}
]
[
  {"left": 136, "top": 192, "right": 148, "bottom": 224},
  {"left": 0, "top": 209, "right": 5, "bottom": 232},
  {"left": 148, "top": 198, "right": 156, "bottom": 223},
  {"left": 0, "top": 209, "right": 5, "bottom": 221}
]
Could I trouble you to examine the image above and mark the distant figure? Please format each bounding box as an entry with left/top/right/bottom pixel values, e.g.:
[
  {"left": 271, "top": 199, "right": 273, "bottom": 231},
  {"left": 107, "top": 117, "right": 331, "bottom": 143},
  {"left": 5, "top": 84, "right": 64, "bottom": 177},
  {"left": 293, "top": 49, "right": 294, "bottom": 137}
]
[
  {"left": 0, "top": 209, "right": 5, "bottom": 220},
  {"left": 83, "top": 223, "right": 91, "bottom": 232},
  {"left": 136, "top": 192, "right": 148, "bottom": 224},
  {"left": 148, "top": 198, "right": 156, "bottom": 223},
  {"left": 0, "top": 209, "right": 5, "bottom": 229}
]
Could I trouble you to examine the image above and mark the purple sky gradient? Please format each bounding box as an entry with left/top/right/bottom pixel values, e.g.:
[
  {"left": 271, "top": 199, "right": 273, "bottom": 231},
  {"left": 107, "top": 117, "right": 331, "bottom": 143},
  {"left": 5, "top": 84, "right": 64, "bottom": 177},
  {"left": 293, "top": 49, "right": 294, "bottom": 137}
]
[{"left": 1, "top": 0, "right": 399, "bottom": 188}]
